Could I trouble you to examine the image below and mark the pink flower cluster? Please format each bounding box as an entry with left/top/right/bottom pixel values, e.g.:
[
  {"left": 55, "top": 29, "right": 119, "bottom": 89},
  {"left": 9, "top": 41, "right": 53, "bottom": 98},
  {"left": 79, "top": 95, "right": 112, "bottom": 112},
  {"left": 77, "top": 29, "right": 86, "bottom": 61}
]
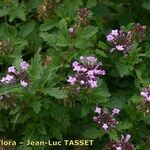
[
  {"left": 0, "top": 60, "right": 30, "bottom": 87},
  {"left": 67, "top": 56, "right": 105, "bottom": 89},
  {"left": 106, "top": 23, "right": 146, "bottom": 53},
  {"left": 68, "top": 27, "right": 76, "bottom": 38},
  {"left": 104, "top": 134, "right": 135, "bottom": 150},
  {"left": 93, "top": 106, "right": 120, "bottom": 131},
  {"left": 140, "top": 86, "right": 150, "bottom": 102}
]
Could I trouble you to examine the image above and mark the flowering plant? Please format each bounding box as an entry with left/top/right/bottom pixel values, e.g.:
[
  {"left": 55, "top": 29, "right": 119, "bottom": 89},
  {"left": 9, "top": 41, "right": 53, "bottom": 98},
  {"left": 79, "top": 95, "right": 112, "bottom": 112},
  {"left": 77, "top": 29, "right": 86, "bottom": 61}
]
[{"left": 0, "top": 0, "right": 149, "bottom": 150}]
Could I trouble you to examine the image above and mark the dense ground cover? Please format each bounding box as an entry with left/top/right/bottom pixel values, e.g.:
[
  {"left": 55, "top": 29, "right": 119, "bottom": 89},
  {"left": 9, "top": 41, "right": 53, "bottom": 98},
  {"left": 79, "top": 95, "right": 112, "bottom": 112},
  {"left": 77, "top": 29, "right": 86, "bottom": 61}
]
[{"left": 0, "top": 0, "right": 150, "bottom": 149}]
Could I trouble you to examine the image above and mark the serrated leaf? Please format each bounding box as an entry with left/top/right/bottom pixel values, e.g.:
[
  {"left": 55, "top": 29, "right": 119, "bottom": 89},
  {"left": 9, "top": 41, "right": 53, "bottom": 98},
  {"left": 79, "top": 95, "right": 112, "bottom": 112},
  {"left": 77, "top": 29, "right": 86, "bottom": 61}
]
[
  {"left": 95, "top": 49, "right": 108, "bottom": 58},
  {"left": 31, "top": 101, "right": 42, "bottom": 114},
  {"left": 20, "top": 20, "right": 36, "bottom": 37},
  {"left": 0, "top": 85, "right": 21, "bottom": 95},
  {"left": 115, "top": 61, "right": 133, "bottom": 77},
  {"left": 87, "top": 0, "right": 97, "bottom": 8},
  {"left": 93, "top": 81, "right": 111, "bottom": 103},
  {"left": 40, "top": 32, "right": 70, "bottom": 47},
  {"left": 117, "top": 121, "right": 132, "bottom": 131},
  {"left": 143, "top": 116, "right": 150, "bottom": 125},
  {"left": 40, "top": 19, "right": 58, "bottom": 32},
  {"left": 38, "top": 126, "right": 47, "bottom": 135},
  {"left": 130, "top": 94, "right": 141, "bottom": 104},
  {"left": 83, "top": 127, "right": 104, "bottom": 139},
  {"left": 98, "top": 41, "right": 108, "bottom": 50},
  {"left": 29, "top": 53, "right": 43, "bottom": 80},
  {"left": 57, "top": 19, "right": 68, "bottom": 35},
  {"left": 109, "top": 130, "right": 118, "bottom": 140},
  {"left": 9, "top": 107, "right": 20, "bottom": 115},
  {"left": 8, "top": 3, "right": 26, "bottom": 22},
  {"left": 49, "top": 124, "right": 63, "bottom": 140},
  {"left": 81, "top": 105, "right": 92, "bottom": 118},
  {"left": 78, "top": 26, "right": 98, "bottom": 39},
  {"left": 0, "top": 7, "right": 9, "bottom": 17},
  {"left": 43, "top": 87, "right": 68, "bottom": 99},
  {"left": 49, "top": 102, "right": 70, "bottom": 127}
]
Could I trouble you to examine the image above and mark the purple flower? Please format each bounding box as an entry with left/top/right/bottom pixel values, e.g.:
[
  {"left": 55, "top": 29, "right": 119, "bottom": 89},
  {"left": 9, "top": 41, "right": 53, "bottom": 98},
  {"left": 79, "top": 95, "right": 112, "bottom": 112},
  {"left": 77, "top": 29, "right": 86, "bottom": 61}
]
[
  {"left": 106, "top": 23, "right": 146, "bottom": 54},
  {"left": 140, "top": 86, "right": 150, "bottom": 102},
  {"left": 87, "top": 70, "right": 94, "bottom": 76},
  {"left": 93, "top": 107, "right": 119, "bottom": 131},
  {"left": 102, "top": 123, "right": 109, "bottom": 130},
  {"left": 67, "top": 56, "right": 105, "bottom": 89},
  {"left": 104, "top": 134, "right": 135, "bottom": 150},
  {"left": 68, "top": 27, "right": 76, "bottom": 37},
  {"left": 95, "top": 106, "right": 101, "bottom": 114},
  {"left": 79, "top": 56, "right": 84, "bottom": 61},
  {"left": 116, "top": 147, "right": 122, "bottom": 150},
  {"left": 80, "top": 67, "right": 87, "bottom": 72},
  {"left": 67, "top": 76, "right": 77, "bottom": 85},
  {"left": 20, "top": 80, "right": 28, "bottom": 87},
  {"left": 116, "top": 45, "right": 124, "bottom": 51},
  {"left": 124, "top": 134, "right": 131, "bottom": 143},
  {"left": 68, "top": 27, "right": 74, "bottom": 33},
  {"left": 88, "top": 80, "right": 97, "bottom": 88},
  {"left": 8, "top": 66, "right": 16, "bottom": 73},
  {"left": 1, "top": 77, "right": 6, "bottom": 83},
  {"left": 107, "top": 34, "right": 114, "bottom": 41},
  {"left": 111, "top": 29, "right": 119, "bottom": 36},
  {"left": 86, "top": 56, "right": 97, "bottom": 64},
  {"left": 94, "top": 69, "right": 105, "bottom": 75},
  {"left": 112, "top": 108, "right": 120, "bottom": 115},
  {"left": 72, "top": 61, "right": 79, "bottom": 67},
  {"left": 80, "top": 80, "right": 85, "bottom": 85},
  {"left": 5, "top": 74, "right": 14, "bottom": 81},
  {"left": 20, "top": 61, "right": 29, "bottom": 70},
  {"left": 0, "top": 95, "right": 3, "bottom": 100}
]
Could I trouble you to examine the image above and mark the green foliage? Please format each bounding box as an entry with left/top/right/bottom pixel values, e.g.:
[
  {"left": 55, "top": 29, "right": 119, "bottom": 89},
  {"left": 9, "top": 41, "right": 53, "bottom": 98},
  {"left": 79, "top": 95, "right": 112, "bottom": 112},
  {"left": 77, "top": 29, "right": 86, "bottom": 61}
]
[
  {"left": 0, "top": 0, "right": 149, "bottom": 149},
  {"left": 83, "top": 127, "right": 104, "bottom": 139}
]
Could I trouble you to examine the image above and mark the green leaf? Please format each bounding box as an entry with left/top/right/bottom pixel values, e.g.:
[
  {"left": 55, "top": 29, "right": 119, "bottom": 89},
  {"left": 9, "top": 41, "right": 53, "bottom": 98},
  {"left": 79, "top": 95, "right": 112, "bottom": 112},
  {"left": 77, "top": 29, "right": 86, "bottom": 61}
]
[
  {"left": 40, "top": 19, "right": 58, "bottom": 32},
  {"left": 49, "top": 124, "right": 63, "bottom": 140},
  {"left": 142, "top": 0, "right": 150, "bottom": 11},
  {"left": 38, "top": 126, "right": 47, "bottom": 135},
  {"left": 77, "top": 26, "right": 98, "bottom": 39},
  {"left": 143, "top": 116, "right": 150, "bottom": 125},
  {"left": 83, "top": 127, "right": 104, "bottom": 139},
  {"left": 81, "top": 105, "right": 92, "bottom": 118},
  {"left": 49, "top": 103, "right": 70, "bottom": 127},
  {"left": 43, "top": 87, "right": 68, "bottom": 99},
  {"left": 31, "top": 101, "right": 42, "bottom": 114},
  {"left": 27, "top": 0, "right": 42, "bottom": 10},
  {"left": 9, "top": 107, "right": 20, "bottom": 115},
  {"left": 121, "top": 23, "right": 134, "bottom": 32},
  {"left": 93, "top": 80, "right": 111, "bottom": 103},
  {"left": 130, "top": 94, "right": 141, "bottom": 104},
  {"left": 57, "top": 19, "right": 68, "bottom": 35},
  {"left": 20, "top": 20, "right": 36, "bottom": 37},
  {"left": 87, "top": 0, "right": 97, "bottom": 8},
  {"left": 117, "top": 121, "right": 132, "bottom": 131},
  {"left": 109, "top": 130, "right": 118, "bottom": 140},
  {"left": 0, "top": 7, "right": 9, "bottom": 17},
  {"left": 29, "top": 53, "right": 43, "bottom": 80},
  {"left": 17, "top": 145, "right": 32, "bottom": 150},
  {"left": 13, "top": 38, "right": 28, "bottom": 52},
  {"left": 40, "top": 32, "right": 70, "bottom": 47},
  {"left": 0, "top": 85, "right": 21, "bottom": 95},
  {"left": 97, "top": 41, "right": 108, "bottom": 50},
  {"left": 115, "top": 61, "right": 133, "bottom": 77},
  {"left": 95, "top": 49, "right": 108, "bottom": 58},
  {"left": 8, "top": 3, "right": 26, "bottom": 22}
]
